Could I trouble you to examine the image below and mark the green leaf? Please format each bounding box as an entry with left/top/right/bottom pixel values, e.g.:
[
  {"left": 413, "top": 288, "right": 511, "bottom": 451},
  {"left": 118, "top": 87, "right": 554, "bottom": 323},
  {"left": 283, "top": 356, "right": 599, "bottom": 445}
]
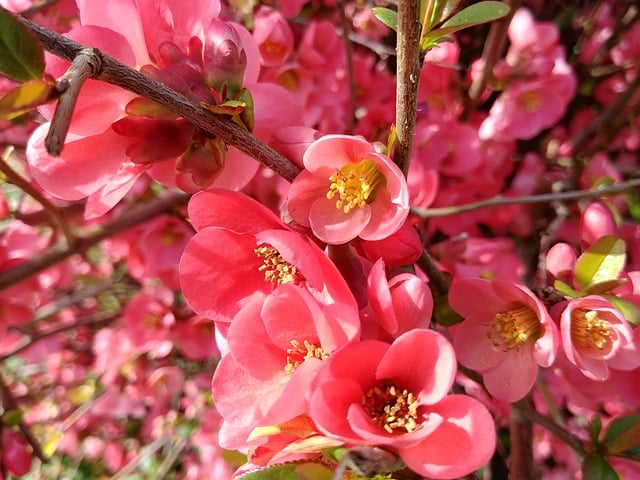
[
  {"left": 574, "top": 236, "right": 626, "bottom": 291},
  {"left": 602, "top": 415, "right": 640, "bottom": 455},
  {"left": 626, "top": 188, "right": 640, "bottom": 220},
  {"left": 428, "top": 0, "right": 462, "bottom": 29},
  {"left": 582, "top": 279, "right": 627, "bottom": 296},
  {"left": 234, "top": 462, "right": 334, "bottom": 480},
  {"left": 372, "top": 7, "right": 398, "bottom": 32},
  {"left": 605, "top": 295, "right": 640, "bottom": 328},
  {"left": 0, "top": 6, "right": 45, "bottom": 81},
  {"left": 554, "top": 279, "right": 580, "bottom": 298},
  {"left": 0, "top": 78, "right": 52, "bottom": 120},
  {"left": 421, "top": 1, "right": 509, "bottom": 49},
  {"left": 589, "top": 416, "right": 602, "bottom": 445},
  {"left": 581, "top": 452, "right": 620, "bottom": 480}
]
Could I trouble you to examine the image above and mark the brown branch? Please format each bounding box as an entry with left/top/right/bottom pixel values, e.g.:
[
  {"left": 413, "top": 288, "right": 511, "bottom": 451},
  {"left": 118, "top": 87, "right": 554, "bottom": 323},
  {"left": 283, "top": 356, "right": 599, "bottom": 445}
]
[
  {"left": 338, "top": 0, "right": 357, "bottom": 131},
  {"left": 393, "top": 0, "right": 421, "bottom": 178},
  {"left": 46, "top": 47, "right": 101, "bottom": 156},
  {"left": 509, "top": 396, "right": 534, "bottom": 480},
  {"left": 411, "top": 178, "right": 640, "bottom": 218},
  {"left": 16, "top": 14, "right": 301, "bottom": 183},
  {"left": 0, "top": 191, "right": 187, "bottom": 291}
]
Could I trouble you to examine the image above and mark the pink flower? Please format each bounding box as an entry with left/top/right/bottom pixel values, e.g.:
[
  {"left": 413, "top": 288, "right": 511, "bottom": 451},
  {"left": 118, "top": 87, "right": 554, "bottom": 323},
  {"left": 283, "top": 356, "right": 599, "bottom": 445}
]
[
  {"left": 308, "top": 329, "right": 495, "bottom": 479},
  {"left": 450, "top": 278, "right": 559, "bottom": 402},
  {"left": 179, "top": 189, "right": 358, "bottom": 326},
  {"left": 211, "top": 284, "right": 359, "bottom": 449},
  {"left": 366, "top": 259, "right": 432, "bottom": 340},
  {"left": 287, "top": 135, "right": 409, "bottom": 244},
  {"left": 557, "top": 296, "right": 640, "bottom": 380}
]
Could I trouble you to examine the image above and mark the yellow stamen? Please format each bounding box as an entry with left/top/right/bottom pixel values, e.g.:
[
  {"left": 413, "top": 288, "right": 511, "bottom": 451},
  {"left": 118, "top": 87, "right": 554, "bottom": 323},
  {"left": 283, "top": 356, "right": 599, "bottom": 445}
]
[
  {"left": 361, "top": 384, "right": 419, "bottom": 434},
  {"left": 284, "top": 339, "right": 329, "bottom": 374},
  {"left": 254, "top": 243, "right": 305, "bottom": 286},
  {"left": 571, "top": 309, "right": 612, "bottom": 351},
  {"left": 486, "top": 305, "right": 540, "bottom": 351},
  {"left": 326, "top": 159, "right": 386, "bottom": 213}
]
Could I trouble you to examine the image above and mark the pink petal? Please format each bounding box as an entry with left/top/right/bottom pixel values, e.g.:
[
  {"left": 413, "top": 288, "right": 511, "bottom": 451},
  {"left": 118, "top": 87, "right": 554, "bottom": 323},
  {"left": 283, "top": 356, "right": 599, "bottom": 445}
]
[
  {"left": 400, "top": 395, "right": 495, "bottom": 479},
  {"left": 482, "top": 346, "right": 538, "bottom": 402},
  {"left": 302, "top": 134, "right": 374, "bottom": 173},
  {"left": 309, "top": 197, "right": 370, "bottom": 244}
]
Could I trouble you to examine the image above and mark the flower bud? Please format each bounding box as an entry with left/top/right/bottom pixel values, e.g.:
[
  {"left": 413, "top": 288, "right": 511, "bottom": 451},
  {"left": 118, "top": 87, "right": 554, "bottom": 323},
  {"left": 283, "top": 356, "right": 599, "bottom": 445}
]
[{"left": 203, "top": 19, "right": 247, "bottom": 98}]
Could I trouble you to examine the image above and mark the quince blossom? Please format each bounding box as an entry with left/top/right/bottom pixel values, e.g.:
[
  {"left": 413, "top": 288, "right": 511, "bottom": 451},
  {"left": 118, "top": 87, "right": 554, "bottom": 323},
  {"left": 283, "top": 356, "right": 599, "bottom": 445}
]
[
  {"left": 308, "top": 329, "right": 495, "bottom": 479},
  {"left": 287, "top": 134, "right": 409, "bottom": 244},
  {"left": 557, "top": 296, "right": 640, "bottom": 380},
  {"left": 450, "top": 278, "right": 559, "bottom": 402}
]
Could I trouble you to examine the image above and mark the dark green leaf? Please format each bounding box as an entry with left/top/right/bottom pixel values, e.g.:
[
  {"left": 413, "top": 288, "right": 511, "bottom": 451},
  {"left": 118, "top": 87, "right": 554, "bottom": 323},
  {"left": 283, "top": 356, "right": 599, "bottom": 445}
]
[
  {"left": 428, "top": 0, "right": 462, "bottom": 29},
  {"left": 602, "top": 415, "right": 640, "bottom": 455},
  {"left": 581, "top": 452, "right": 620, "bottom": 480},
  {"left": 0, "top": 6, "right": 45, "bottom": 81},
  {"left": 372, "top": 7, "right": 398, "bottom": 32},
  {"left": 574, "top": 236, "right": 626, "bottom": 291},
  {"left": 589, "top": 416, "right": 602, "bottom": 445},
  {"left": 422, "top": 0, "right": 509, "bottom": 48}
]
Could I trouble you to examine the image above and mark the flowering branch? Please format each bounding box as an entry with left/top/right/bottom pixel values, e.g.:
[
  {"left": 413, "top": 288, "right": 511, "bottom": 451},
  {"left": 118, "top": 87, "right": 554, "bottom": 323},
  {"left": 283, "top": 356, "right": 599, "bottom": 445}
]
[
  {"left": 15, "top": 14, "right": 301, "bottom": 183},
  {"left": 411, "top": 178, "right": 640, "bottom": 218}
]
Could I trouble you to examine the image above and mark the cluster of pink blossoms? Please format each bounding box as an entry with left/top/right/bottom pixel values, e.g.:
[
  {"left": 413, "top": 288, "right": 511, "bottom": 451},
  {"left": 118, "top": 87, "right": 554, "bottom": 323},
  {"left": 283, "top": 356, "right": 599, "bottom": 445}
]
[{"left": 0, "top": 0, "right": 640, "bottom": 478}]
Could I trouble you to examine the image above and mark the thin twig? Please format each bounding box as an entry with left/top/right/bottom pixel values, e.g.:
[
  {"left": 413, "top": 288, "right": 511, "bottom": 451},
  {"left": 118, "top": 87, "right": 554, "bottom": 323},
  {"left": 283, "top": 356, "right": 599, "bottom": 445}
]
[
  {"left": 411, "top": 178, "right": 640, "bottom": 218},
  {"left": 0, "top": 147, "right": 75, "bottom": 245},
  {"left": 510, "top": 396, "right": 534, "bottom": 480},
  {"left": 338, "top": 0, "right": 357, "bottom": 131},
  {"left": 0, "top": 191, "right": 187, "bottom": 291},
  {"left": 393, "top": 0, "right": 421, "bottom": 178}
]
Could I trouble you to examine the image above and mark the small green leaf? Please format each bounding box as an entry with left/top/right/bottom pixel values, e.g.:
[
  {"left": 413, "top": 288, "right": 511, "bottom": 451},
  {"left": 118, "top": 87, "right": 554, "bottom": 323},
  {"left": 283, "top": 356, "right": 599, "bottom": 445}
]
[
  {"left": 421, "top": 1, "right": 509, "bottom": 49},
  {"left": 372, "top": 7, "right": 398, "bottom": 32},
  {"left": 433, "top": 292, "right": 462, "bottom": 326},
  {"left": 574, "top": 236, "right": 626, "bottom": 291},
  {"left": 581, "top": 452, "right": 620, "bottom": 480},
  {"left": 626, "top": 188, "right": 640, "bottom": 220},
  {"left": 605, "top": 295, "right": 640, "bottom": 327},
  {"left": 125, "top": 97, "right": 178, "bottom": 119},
  {"left": 589, "top": 416, "right": 602, "bottom": 445},
  {"left": 602, "top": 415, "right": 640, "bottom": 455},
  {"left": 234, "top": 462, "right": 334, "bottom": 480},
  {"left": 0, "top": 78, "right": 52, "bottom": 120},
  {"left": 0, "top": 6, "right": 45, "bottom": 81},
  {"left": 428, "top": 0, "right": 462, "bottom": 29},
  {"left": 554, "top": 279, "right": 580, "bottom": 298}
]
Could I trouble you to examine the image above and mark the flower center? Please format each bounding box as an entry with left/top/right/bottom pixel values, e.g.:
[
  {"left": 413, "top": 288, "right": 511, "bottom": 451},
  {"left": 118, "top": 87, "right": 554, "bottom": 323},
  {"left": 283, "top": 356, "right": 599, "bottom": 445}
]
[
  {"left": 361, "top": 384, "right": 419, "bottom": 434},
  {"left": 486, "top": 305, "right": 540, "bottom": 351},
  {"left": 284, "top": 339, "right": 328, "bottom": 374},
  {"left": 571, "top": 309, "right": 612, "bottom": 351},
  {"left": 326, "top": 159, "right": 386, "bottom": 213},
  {"left": 254, "top": 243, "right": 305, "bottom": 286}
]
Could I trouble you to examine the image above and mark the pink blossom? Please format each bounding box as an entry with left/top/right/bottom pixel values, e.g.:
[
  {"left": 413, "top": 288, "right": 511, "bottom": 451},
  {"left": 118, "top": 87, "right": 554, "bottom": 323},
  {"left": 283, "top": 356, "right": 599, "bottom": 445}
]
[
  {"left": 450, "top": 278, "right": 559, "bottom": 402},
  {"left": 287, "top": 134, "right": 409, "bottom": 244},
  {"left": 179, "top": 189, "right": 359, "bottom": 325},
  {"left": 366, "top": 259, "right": 432, "bottom": 340},
  {"left": 253, "top": 6, "right": 294, "bottom": 68},
  {"left": 212, "top": 284, "right": 359, "bottom": 449},
  {"left": 308, "top": 329, "right": 495, "bottom": 479},
  {"left": 557, "top": 296, "right": 639, "bottom": 380}
]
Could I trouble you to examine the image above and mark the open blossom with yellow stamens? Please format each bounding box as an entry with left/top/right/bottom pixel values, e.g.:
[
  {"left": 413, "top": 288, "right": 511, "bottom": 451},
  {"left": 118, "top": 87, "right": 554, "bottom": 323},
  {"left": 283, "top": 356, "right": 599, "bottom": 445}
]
[
  {"left": 558, "top": 295, "right": 640, "bottom": 381},
  {"left": 308, "top": 329, "right": 496, "bottom": 479},
  {"left": 286, "top": 134, "right": 409, "bottom": 244},
  {"left": 450, "top": 278, "right": 559, "bottom": 402}
]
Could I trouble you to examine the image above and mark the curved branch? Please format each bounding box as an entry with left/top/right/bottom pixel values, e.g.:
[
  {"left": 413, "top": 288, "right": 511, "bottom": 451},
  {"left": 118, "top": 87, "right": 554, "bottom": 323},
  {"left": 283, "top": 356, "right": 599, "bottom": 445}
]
[{"left": 16, "top": 14, "right": 301, "bottom": 183}]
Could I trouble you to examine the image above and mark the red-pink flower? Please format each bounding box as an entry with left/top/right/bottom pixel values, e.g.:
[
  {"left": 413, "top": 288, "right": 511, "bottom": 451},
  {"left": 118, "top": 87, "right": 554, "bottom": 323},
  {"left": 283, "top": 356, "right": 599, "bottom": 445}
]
[
  {"left": 287, "top": 134, "right": 409, "bottom": 244},
  {"left": 307, "top": 329, "right": 495, "bottom": 479},
  {"left": 179, "top": 189, "right": 358, "bottom": 326},
  {"left": 212, "top": 284, "right": 359, "bottom": 449},
  {"left": 557, "top": 296, "right": 640, "bottom": 380},
  {"left": 450, "top": 278, "right": 559, "bottom": 402}
]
